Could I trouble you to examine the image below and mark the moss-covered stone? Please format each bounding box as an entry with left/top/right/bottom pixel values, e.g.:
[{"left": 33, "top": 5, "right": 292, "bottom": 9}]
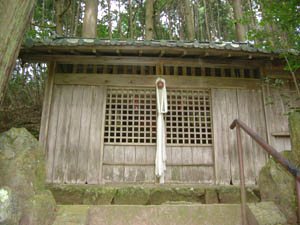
[
  {"left": 83, "top": 187, "right": 116, "bottom": 205},
  {"left": 173, "top": 187, "right": 205, "bottom": 202},
  {"left": 0, "top": 128, "right": 56, "bottom": 225},
  {"left": 0, "top": 186, "right": 21, "bottom": 225},
  {"left": 50, "top": 185, "right": 85, "bottom": 204},
  {"left": 53, "top": 205, "right": 90, "bottom": 225},
  {"left": 248, "top": 202, "right": 287, "bottom": 225},
  {"left": 21, "top": 190, "right": 56, "bottom": 225},
  {"left": 259, "top": 151, "right": 297, "bottom": 224},
  {"left": 0, "top": 128, "right": 46, "bottom": 198},
  {"left": 218, "top": 186, "right": 259, "bottom": 204},
  {"left": 149, "top": 186, "right": 205, "bottom": 205},
  {"left": 149, "top": 187, "right": 179, "bottom": 205},
  {"left": 114, "top": 186, "right": 150, "bottom": 205},
  {"left": 205, "top": 188, "right": 218, "bottom": 204}
]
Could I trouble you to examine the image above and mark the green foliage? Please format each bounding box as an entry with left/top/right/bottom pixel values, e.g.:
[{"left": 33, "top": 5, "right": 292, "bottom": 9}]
[
  {"left": 246, "top": 0, "right": 300, "bottom": 112},
  {"left": 248, "top": 0, "right": 300, "bottom": 67},
  {"left": 0, "top": 61, "right": 46, "bottom": 138}
]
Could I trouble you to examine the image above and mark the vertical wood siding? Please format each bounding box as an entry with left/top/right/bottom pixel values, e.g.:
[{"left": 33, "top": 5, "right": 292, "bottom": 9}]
[
  {"left": 263, "top": 86, "right": 300, "bottom": 152},
  {"left": 102, "top": 145, "right": 214, "bottom": 184},
  {"left": 212, "top": 89, "right": 268, "bottom": 185},
  {"left": 45, "top": 83, "right": 270, "bottom": 185},
  {"left": 45, "top": 85, "right": 106, "bottom": 184}
]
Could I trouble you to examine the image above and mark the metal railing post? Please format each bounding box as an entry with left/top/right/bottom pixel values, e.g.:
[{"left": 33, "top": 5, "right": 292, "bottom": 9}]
[
  {"left": 231, "top": 119, "right": 300, "bottom": 224},
  {"left": 236, "top": 124, "right": 248, "bottom": 225},
  {"left": 296, "top": 180, "right": 300, "bottom": 224}
]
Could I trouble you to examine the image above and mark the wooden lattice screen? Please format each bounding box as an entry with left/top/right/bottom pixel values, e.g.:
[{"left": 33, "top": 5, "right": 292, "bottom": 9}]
[
  {"left": 166, "top": 89, "right": 212, "bottom": 145},
  {"left": 104, "top": 88, "right": 157, "bottom": 144},
  {"left": 104, "top": 88, "right": 212, "bottom": 145}
]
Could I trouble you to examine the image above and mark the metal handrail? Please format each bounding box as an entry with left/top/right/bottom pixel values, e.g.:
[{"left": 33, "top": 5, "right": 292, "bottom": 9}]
[{"left": 230, "top": 119, "right": 300, "bottom": 225}]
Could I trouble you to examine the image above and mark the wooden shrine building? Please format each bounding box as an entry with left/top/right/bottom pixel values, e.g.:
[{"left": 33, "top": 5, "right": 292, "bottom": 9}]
[{"left": 19, "top": 39, "right": 299, "bottom": 186}]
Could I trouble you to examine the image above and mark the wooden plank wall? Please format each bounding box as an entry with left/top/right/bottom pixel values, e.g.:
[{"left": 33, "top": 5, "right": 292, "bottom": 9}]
[
  {"left": 263, "top": 86, "right": 300, "bottom": 152},
  {"left": 43, "top": 72, "right": 273, "bottom": 185},
  {"left": 102, "top": 145, "right": 214, "bottom": 184},
  {"left": 46, "top": 84, "right": 106, "bottom": 184},
  {"left": 212, "top": 89, "right": 269, "bottom": 185}
]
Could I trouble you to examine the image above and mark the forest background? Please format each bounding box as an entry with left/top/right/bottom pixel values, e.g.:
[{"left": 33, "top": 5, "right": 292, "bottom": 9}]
[{"left": 0, "top": 0, "right": 299, "bottom": 138}]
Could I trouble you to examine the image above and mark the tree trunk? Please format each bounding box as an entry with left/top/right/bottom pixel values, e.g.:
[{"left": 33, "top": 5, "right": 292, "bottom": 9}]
[
  {"left": 183, "top": 0, "right": 195, "bottom": 40},
  {"left": 203, "top": 0, "right": 211, "bottom": 41},
  {"left": 0, "top": 0, "right": 36, "bottom": 106},
  {"left": 207, "top": 0, "right": 217, "bottom": 40},
  {"left": 129, "top": 0, "right": 133, "bottom": 39},
  {"left": 145, "top": 0, "right": 154, "bottom": 40},
  {"left": 74, "top": 0, "right": 81, "bottom": 36},
  {"left": 107, "top": 0, "right": 112, "bottom": 39},
  {"left": 167, "top": 4, "right": 173, "bottom": 40},
  {"left": 232, "top": 0, "right": 246, "bottom": 42},
  {"left": 55, "top": 0, "right": 64, "bottom": 36},
  {"left": 118, "top": 0, "right": 123, "bottom": 38},
  {"left": 193, "top": 3, "right": 199, "bottom": 40},
  {"left": 70, "top": 0, "right": 76, "bottom": 36},
  {"left": 82, "top": 0, "right": 98, "bottom": 38},
  {"left": 177, "top": 0, "right": 185, "bottom": 40},
  {"left": 216, "top": 0, "right": 222, "bottom": 39}
]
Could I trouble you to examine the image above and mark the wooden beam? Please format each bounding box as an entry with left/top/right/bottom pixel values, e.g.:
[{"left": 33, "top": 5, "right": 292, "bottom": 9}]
[
  {"left": 102, "top": 162, "right": 214, "bottom": 167},
  {"left": 70, "top": 50, "right": 80, "bottom": 55},
  {"left": 54, "top": 73, "right": 262, "bottom": 89},
  {"left": 181, "top": 50, "right": 187, "bottom": 57},
  {"left": 271, "top": 132, "right": 290, "bottom": 137},
  {"left": 20, "top": 55, "right": 264, "bottom": 68}
]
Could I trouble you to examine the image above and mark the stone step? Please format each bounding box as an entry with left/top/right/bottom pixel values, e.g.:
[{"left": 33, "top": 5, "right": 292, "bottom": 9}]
[
  {"left": 48, "top": 184, "right": 261, "bottom": 205},
  {"left": 52, "top": 202, "right": 287, "bottom": 225},
  {"left": 248, "top": 202, "right": 287, "bottom": 225},
  {"left": 53, "top": 205, "right": 90, "bottom": 225}
]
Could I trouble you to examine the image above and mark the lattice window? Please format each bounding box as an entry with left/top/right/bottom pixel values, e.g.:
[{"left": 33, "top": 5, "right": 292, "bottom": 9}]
[
  {"left": 104, "top": 88, "right": 157, "bottom": 144},
  {"left": 166, "top": 89, "right": 212, "bottom": 145},
  {"left": 104, "top": 88, "right": 212, "bottom": 145}
]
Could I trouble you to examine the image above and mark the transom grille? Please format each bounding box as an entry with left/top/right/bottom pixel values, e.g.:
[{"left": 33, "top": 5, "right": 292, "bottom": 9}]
[
  {"left": 104, "top": 88, "right": 212, "bottom": 145},
  {"left": 56, "top": 63, "right": 260, "bottom": 79}
]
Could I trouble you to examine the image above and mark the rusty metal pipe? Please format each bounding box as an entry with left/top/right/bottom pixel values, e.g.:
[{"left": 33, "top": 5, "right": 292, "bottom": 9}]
[
  {"left": 230, "top": 119, "right": 300, "bottom": 182},
  {"left": 236, "top": 124, "right": 248, "bottom": 225},
  {"left": 296, "top": 180, "right": 300, "bottom": 224}
]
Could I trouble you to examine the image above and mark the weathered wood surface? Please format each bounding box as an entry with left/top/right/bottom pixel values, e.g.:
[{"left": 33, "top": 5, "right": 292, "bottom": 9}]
[
  {"left": 54, "top": 74, "right": 261, "bottom": 90},
  {"left": 45, "top": 85, "right": 106, "bottom": 184},
  {"left": 52, "top": 85, "right": 73, "bottom": 183},
  {"left": 102, "top": 145, "right": 214, "bottom": 184},
  {"left": 212, "top": 89, "right": 238, "bottom": 185},
  {"left": 87, "top": 87, "right": 105, "bottom": 184},
  {"left": 237, "top": 89, "right": 268, "bottom": 185},
  {"left": 39, "top": 62, "right": 55, "bottom": 152},
  {"left": 263, "top": 86, "right": 299, "bottom": 152},
  {"left": 212, "top": 89, "right": 268, "bottom": 185},
  {"left": 21, "top": 52, "right": 271, "bottom": 65},
  {"left": 45, "top": 85, "right": 62, "bottom": 183}
]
